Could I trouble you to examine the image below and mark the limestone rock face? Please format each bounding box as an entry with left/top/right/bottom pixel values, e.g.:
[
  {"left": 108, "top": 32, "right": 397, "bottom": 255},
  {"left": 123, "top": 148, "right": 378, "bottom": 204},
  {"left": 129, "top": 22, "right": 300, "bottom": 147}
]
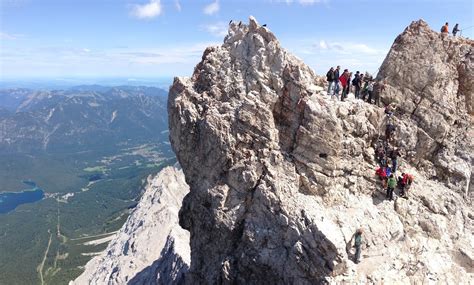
[
  {"left": 169, "top": 17, "right": 473, "bottom": 284},
  {"left": 377, "top": 19, "right": 473, "bottom": 195},
  {"left": 72, "top": 166, "right": 190, "bottom": 285}
]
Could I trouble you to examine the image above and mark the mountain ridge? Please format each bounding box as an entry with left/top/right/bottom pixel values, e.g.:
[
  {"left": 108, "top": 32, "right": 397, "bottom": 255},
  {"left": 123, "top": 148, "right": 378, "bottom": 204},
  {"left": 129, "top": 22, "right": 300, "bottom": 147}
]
[{"left": 74, "top": 17, "right": 473, "bottom": 284}]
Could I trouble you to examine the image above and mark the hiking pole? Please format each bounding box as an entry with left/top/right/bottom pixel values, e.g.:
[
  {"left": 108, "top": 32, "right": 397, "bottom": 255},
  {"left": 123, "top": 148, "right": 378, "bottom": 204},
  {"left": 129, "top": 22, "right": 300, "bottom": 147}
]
[{"left": 460, "top": 25, "right": 474, "bottom": 37}]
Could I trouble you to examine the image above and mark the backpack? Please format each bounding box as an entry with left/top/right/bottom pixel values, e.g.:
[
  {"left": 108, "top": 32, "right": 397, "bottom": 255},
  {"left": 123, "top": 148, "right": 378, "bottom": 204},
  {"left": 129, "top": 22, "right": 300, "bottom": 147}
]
[
  {"left": 326, "top": 70, "right": 333, "bottom": 82},
  {"left": 352, "top": 77, "right": 358, "bottom": 85}
]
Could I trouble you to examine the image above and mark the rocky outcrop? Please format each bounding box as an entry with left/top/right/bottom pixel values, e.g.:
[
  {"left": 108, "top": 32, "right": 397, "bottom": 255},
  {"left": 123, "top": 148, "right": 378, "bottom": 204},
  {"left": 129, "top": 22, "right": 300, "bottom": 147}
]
[
  {"left": 377, "top": 19, "right": 473, "bottom": 195},
  {"left": 169, "top": 17, "right": 473, "bottom": 284},
  {"left": 72, "top": 166, "right": 190, "bottom": 285}
]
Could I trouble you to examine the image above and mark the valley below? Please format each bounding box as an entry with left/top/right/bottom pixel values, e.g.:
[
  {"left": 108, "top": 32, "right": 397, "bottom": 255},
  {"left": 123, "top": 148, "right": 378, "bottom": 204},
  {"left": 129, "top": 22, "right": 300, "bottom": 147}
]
[{"left": 0, "top": 85, "right": 174, "bottom": 284}]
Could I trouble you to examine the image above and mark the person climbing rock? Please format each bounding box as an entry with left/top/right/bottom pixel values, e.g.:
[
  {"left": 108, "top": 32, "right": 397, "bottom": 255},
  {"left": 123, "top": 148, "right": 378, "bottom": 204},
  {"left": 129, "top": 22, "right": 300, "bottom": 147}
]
[
  {"left": 376, "top": 143, "right": 386, "bottom": 166},
  {"left": 452, "top": 23, "right": 460, "bottom": 36},
  {"left": 326, "top": 67, "right": 335, "bottom": 96},
  {"left": 400, "top": 173, "right": 414, "bottom": 198},
  {"left": 387, "top": 174, "right": 397, "bottom": 200},
  {"left": 354, "top": 228, "right": 363, "bottom": 264},
  {"left": 340, "top": 69, "right": 349, "bottom": 101},
  {"left": 397, "top": 173, "right": 405, "bottom": 190},
  {"left": 384, "top": 103, "right": 395, "bottom": 116},
  {"left": 390, "top": 148, "right": 401, "bottom": 173},
  {"left": 385, "top": 122, "right": 395, "bottom": 141},
  {"left": 376, "top": 165, "right": 388, "bottom": 188}
]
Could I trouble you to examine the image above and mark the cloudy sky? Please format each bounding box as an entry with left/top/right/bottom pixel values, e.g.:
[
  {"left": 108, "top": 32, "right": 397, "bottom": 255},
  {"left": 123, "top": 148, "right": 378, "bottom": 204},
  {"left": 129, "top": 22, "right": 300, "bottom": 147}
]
[{"left": 1, "top": 0, "right": 472, "bottom": 81}]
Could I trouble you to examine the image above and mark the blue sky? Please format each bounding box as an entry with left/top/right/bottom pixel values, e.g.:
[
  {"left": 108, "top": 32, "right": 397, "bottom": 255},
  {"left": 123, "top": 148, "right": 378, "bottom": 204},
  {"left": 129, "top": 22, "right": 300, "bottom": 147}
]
[{"left": 1, "top": 0, "right": 473, "bottom": 81}]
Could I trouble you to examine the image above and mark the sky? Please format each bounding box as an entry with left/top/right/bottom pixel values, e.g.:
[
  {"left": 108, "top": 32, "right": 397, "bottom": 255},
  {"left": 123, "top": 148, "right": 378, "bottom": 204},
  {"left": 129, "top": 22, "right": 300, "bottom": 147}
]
[{"left": 0, "top": 0, "right": 473, "bottom": 83}]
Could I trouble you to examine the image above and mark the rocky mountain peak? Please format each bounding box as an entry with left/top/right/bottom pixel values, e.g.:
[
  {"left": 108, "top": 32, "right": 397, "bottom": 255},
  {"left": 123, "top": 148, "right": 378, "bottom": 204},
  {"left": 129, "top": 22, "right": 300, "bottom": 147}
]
[
  {"left": 377, "top": 19, "right": 473, "bottom": 195},
  {"left": 169, "top": 17, "right": 473, "bottom": 284}
]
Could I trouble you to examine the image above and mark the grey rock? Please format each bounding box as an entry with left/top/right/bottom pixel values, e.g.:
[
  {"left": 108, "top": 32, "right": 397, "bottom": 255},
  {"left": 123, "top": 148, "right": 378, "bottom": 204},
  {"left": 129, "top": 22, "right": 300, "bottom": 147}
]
[{"left": 169, "top": 17, "right": 473, "bottom": 284}]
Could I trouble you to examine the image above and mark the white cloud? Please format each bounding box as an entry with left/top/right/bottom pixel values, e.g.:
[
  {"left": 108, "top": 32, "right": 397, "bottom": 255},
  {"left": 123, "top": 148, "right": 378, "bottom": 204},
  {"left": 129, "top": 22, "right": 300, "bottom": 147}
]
[
  {"left": 203, "top": 1, "right": 219, "bottom": 15},
  {"left": 175, "top": 0, "right": 181, "bottom": 11},
  {"left": 281, "top": 38, "right": 389, "bottom": 76},
  {"left": 130, "top": 0, "right": 162, "bottom": 20},
  {"left": 313, "top": 40, "right": 381, "bottom": 55},
  {"left": 278, "top": 0, "right": 323, "bottom": 5},
  {"left": 0, "top": 42, "right": 221, "bottom": 77},
  {"left": 201, "top": 22, "right": 228, "bottom": 37},
  {"left": 0, "top": 32, "right": 18, "bottom": 40},
  {"left": 298, "top": 0, "right": 321, "bottom": 5}
]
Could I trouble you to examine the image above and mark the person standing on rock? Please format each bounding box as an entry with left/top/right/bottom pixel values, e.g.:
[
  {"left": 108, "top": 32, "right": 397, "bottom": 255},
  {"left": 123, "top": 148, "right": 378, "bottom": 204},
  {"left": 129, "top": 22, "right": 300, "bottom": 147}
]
[
  {"left": 354, "top": 228, "right": 363, "bottom": 264},
  {"left": 334, "top": 66, "right": 341, "bottom": 99},
  {"left": 346, "top": 72, "right": 353, "bottom": 98},
  {"left": 441, "top": 22, "right": 449, "bottom": 37},
  {"left": 326, "top": 67, "right": 336, "bottom": 96},
  {"left": 361, "top": 77, "right": 369, "bottom": 101},
  {"left": 387, "top": 174, "right": 396, "bottom": 200},
  {"left": 339, "top": 69, "right": 349, "bottom": 101},
  {"left": 352, "top": 71, "right": 361, "bottom": 99},
  {"left": 367, "top": 80, "right": 374, "bottom": 103},
  {"left": 452, "top": 24, "right": 460, "bottom": 36}
]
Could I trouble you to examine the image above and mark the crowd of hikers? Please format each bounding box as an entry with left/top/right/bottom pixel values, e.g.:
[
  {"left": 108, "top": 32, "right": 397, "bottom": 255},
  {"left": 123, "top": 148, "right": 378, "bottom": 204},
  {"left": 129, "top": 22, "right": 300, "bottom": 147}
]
[
  {"left": 331, "top": 68, "right": 418, "bottom": 264},
  {"left": 325, "top": 66, "right": 385, "bottom": 105},
  {"left": 346, "top": 20, "right": 471, "bottom": 265},
  {"left": 374, "top": 105, "right": 415, "bottom": 201},
  {"left": 348, "top": 102, "right": 415, "bottom": 264},
  {"left": 333, "top": 20, "right": 466, "bottom": 264}
]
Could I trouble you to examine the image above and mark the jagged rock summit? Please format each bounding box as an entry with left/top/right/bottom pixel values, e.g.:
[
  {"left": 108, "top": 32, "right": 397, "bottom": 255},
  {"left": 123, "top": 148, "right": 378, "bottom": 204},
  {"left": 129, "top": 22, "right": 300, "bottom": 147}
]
[
  {"left": 377, "top": 19, "right": 473, "bottom": 195},
  {"left": 169, "top": 16, "right": 473, "bottom": 284}
]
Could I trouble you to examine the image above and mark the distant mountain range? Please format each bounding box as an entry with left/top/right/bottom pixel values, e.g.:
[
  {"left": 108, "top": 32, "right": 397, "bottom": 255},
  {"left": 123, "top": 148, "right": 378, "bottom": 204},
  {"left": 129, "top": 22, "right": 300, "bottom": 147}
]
[{"left": 0, "top": 86, "right": 169, "bottom": 153}]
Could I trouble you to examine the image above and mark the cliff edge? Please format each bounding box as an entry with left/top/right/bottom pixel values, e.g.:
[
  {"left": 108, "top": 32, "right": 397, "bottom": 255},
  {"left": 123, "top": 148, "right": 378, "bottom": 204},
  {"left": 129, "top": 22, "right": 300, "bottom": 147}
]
[{"left": 72, "top": 167, "right": 190, "bottom": 285}]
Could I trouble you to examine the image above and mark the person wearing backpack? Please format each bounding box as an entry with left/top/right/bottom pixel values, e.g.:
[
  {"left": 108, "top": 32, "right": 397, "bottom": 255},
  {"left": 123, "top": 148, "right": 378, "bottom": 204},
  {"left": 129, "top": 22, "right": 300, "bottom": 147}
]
[
  {"left": 441, "top": 22, "right": 449, "bottom": 39},
  {"left": 326, "top": 67, "right": 335, "bottom": 96},
  {"left": 441, "top": 22, "right": 449, "bottom": 33},
  {"left": 386, "top": 174, "right": 397, "bottom": 200}
]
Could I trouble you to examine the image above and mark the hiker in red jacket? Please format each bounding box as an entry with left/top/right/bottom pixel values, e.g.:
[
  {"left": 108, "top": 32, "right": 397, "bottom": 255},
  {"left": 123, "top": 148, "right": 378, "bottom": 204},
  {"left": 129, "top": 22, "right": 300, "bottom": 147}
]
[
  {"left": 339, "top": 69, "right": 349, "bottom": 101},
  {"left": 375, "top": 166, "right": 388, "bottom": 188}
]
